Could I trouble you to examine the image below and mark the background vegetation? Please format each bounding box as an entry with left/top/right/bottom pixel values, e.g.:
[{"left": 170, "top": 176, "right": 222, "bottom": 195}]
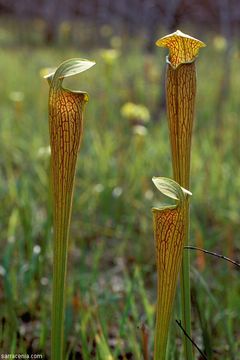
[{"left": 0, "top": 15, "right": 240, "bottom": 359}]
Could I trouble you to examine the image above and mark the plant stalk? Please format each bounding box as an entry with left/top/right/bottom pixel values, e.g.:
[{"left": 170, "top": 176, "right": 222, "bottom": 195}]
[
  {"left": 180, "top": 200, "right": 192, "bottom": 358},
  {"left": 167, "top": 61, "right": 195, "bottom": 360}
]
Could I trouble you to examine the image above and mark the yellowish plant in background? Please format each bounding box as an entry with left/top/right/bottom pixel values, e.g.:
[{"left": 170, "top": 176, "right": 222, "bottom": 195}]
[
  {"left": 45, "top": 58, "right": 95, "bottom": 360},
  {"left": 121, "top": 102, "right": 150, "bottom": 125},
  {"left": 156, "top": 30, "right": 205, "bottom": 359}
]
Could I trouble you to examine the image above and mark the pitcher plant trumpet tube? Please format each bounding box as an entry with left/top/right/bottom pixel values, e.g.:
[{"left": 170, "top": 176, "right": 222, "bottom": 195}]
[
  {"left": 45, "top": 58, "right": 95, "bottom": 360},
  {"left": 156, "top": 30, "right": 205, "bottom": 359},
  {"left": 152, "top": 177, "right": 191, "bottom": 360}
]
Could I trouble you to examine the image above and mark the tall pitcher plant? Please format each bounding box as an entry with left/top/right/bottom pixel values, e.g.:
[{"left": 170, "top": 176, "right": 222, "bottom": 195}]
[
  {"left": 45, "top": 58, "right": 95, "bottom": 360},
  {"left": 155, "top": 31, "right": 205, "bottom": 359}
]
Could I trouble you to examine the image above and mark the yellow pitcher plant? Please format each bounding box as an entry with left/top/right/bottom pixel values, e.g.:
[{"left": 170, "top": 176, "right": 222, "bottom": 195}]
[
  {"left": 45, "top": 58, "right": 95, "bottom": 360},
  {"left": 156, "top": 30, "right": 205, "bottom": 359},
  {"left": 152, "top": 177, "right": 191, "bottom": 360}
]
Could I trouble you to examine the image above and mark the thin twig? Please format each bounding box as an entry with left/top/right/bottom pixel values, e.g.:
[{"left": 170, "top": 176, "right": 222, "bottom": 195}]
[
  {"left": 185, "top": 246, "right": 240, "bottom": 269},
  {"left": 140, "top": 323, "right": 149, "bottom": 360},
  {"left": 176, "top": 320, "right": 208, "bottom": 360}
]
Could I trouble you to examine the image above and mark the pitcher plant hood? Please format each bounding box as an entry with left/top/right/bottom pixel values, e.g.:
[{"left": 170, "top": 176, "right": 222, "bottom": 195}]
[{"left": 156, "top": 30, "right": 206, "bottom": 69}]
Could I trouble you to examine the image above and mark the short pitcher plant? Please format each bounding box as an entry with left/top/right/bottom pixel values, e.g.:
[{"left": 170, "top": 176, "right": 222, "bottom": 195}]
[
  {"left": 45, "top": 58, "right": 95, "bottom": 360},
  {"left": 155, "top": 31, "right": 205, "bottom": 359},
  {"left": 152, "top": 177, "right": 191, "bottom": 360}
]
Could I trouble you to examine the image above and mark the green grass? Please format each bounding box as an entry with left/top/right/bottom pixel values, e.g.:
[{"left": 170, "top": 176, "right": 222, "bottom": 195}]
[{"left": 0, "top": 20, "right": 240, "bottom": 359}]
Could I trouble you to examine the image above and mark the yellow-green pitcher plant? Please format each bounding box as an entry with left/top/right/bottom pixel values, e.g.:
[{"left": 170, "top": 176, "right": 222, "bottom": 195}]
[
  {"left": 156, "top": 31, "right": 205, "bottom": 359},
  {"left": 152, "top": 177, "right": 191, "bottom": 360},
  {"left": 45, "top": 58, "right": 95, "bottom": 360}
]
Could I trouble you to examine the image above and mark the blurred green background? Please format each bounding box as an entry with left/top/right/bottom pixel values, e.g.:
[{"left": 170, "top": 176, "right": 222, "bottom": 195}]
[{"left": 0, "top": 2, "right": 240, "bottom": 359}]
